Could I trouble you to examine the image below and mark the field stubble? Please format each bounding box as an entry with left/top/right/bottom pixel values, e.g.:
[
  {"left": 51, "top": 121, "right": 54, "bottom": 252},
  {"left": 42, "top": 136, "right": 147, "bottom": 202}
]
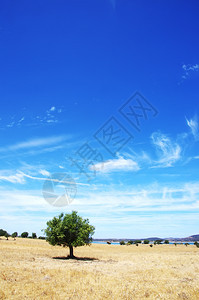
[{"left": 0, "top": 238, "right": 199, "bottom": 299}]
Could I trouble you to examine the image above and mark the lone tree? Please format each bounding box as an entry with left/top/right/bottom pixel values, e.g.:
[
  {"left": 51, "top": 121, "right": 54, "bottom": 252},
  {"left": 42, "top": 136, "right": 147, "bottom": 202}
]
[
  {"left": 21, "top": 232, "right": 28, "bottom": 238},
  {"left": 32, "top": 232, "right": 37, "bottom": 239},
  {"left": 45, "top": 211, "right": 95, "bottom": 258},
  {"left": 12, "top": 232, "right": 18, "bottom": 240}
]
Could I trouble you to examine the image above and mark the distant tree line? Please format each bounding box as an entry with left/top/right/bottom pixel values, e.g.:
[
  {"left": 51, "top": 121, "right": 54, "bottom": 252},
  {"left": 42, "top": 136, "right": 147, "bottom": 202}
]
[
  {"left": 0, "top": 228, "right": 46, "bottom": 240},
  {"left": 118, "top": 239, "right": 170, "bottom": 245}
]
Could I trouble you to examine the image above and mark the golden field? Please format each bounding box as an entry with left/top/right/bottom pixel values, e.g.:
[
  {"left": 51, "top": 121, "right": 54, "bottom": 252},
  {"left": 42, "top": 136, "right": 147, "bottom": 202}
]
[{"left": 0, "top": 238, "right": 199, "bottom": 299}]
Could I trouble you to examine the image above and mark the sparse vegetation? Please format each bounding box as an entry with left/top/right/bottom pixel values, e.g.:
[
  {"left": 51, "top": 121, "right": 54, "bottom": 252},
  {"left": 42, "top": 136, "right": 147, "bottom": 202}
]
[
  {"left": 144, "top": 240, "right": 149, "bottom": 244},
  {"left": 156, "top": 239, "right": 163, "bottom": 245},
  {"left": 133, "top": 240, "right": 142, "bottom": 244},
  {"left": 0, "top": 237, "right": 199, "bottom": 299},
  {"left": 120, "top": 241, "right": 125, "bottom": 245}
]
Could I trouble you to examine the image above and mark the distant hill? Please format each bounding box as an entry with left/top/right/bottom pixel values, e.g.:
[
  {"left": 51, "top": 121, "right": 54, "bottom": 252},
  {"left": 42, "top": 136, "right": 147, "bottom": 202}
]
[{"left": 169, "top": 234, "right": 199, "bottom": 242}]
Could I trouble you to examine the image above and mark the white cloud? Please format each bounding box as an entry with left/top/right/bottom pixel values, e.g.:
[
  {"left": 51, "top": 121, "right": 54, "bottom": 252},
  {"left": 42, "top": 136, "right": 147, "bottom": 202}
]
[
  {"left": 49, "top": 106, "right": 56, "bottom": 112},
  {"left": 39, "top": 169, "right": 50, "bottom": 177},
  {"left": 182, "top": 64, "right": 199, "bottom": 80},
  {"left": 0, "top": 181, "right": 199, "bottom": 237},
  {"left": 0, "top": 172, "right": 25, "bottom": 184},
  {"left": 90, "top": 156, "right": 140, "bottom": 173},
  {"left": 182, "top": 64, "right": 199, "bottom": 71},
  {"left": 151, "top": 132, "right": 181, "bottom": 167},
  {"left": 186, "top": 115, "right": 199, "bottom": 141},
  {"left": 0, "top": 135, "right": 68, "bottom": 152}
]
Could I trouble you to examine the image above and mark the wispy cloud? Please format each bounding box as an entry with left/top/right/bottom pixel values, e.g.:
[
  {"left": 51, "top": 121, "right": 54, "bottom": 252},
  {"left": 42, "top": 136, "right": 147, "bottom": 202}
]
[
  {"left": 109, "top": 0, "right": 116, "bottom": 9},
  {"left": 0, "top": 172, "right": 25, "bottom": 184},
  {"left": 151, "top": 132, "right": 181, "bottom": 167},
  {"left": 186, "top": 115, "right": 199, "bottom": 141},
  {"left": 0, "top": 106, "right": 63, "bottom": 130},
  {"left": 181, "top": 63, "right": 199, "bottom": 80},
  {"left": 90, "top": 156, "right": 140, "bottom": 173},
  {"left": 39, "top": 169, "right": 50, "bottom": 176},
  {"left": 0, "top": 135, "right": 68, "bottom": 153}
]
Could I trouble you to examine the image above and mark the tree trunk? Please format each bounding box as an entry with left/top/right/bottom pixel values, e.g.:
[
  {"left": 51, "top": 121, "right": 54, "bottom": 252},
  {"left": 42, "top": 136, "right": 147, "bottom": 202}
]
[{"left": 69, "top": 245, "right": 74, "bottom": 258}]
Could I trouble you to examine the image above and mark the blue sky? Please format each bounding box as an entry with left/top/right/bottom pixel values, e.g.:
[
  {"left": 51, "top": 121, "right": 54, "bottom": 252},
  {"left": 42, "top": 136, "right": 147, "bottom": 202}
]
[{"left": 0, "top": 0, "right": 199, "bottom": 238}]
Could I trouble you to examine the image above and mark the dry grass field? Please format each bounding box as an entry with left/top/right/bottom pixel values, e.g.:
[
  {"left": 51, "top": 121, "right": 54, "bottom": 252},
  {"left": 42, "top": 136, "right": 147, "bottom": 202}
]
[{"left": 0, "top": 238, "right": 199, "bottom": 299}]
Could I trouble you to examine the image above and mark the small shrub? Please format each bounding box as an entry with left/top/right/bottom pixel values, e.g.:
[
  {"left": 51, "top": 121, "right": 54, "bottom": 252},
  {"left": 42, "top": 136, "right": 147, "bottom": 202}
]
[
  {"left": 144, "top": 240, "right": 149, "bottom": 244},
  {"left": 107, "top": 241, "right": 111, "bottom": 245},
  {"left": 164, "top": 240, "right": 169, "bottom": 244},
  {"left": 150, "top": 244, "right": 153, "bottom": 247},
  {"left": 120, "top": 241, "right": 125, "bottom": 245},
  {"left": 136, "top": 243, "right": 138, "bottom": 246},
  {"left": 134, "top": 240, "right": 142, "bottom": 244},
  {"left": 185, "top": 243, "right": 189, "bottom": 247},
  {"left": 156, "top": 240, "right": 163, "bottom": 245},
  {"left": 38, "top": 236, "right": 46, "bottom": 240}
]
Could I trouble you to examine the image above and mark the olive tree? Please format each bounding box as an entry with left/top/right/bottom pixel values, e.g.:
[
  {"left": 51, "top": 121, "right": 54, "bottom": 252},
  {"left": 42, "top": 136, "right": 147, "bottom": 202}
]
[
  {"left": 21, "top": 232, "right": 28, "bottom": 238},
  {"left": 32, "top": 232, "right": 37, "bottom": 239},
  {"left": 45, "top": 211, "right": 95, "bottom": 258},
  {"left": 12, "top": 232, "right": 18, "bottom": 240}
]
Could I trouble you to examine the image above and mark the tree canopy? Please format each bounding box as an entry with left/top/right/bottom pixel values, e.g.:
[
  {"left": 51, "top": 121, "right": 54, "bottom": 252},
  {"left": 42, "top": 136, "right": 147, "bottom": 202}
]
[
  {"left": 45, "top": 211, "right": 95, "bottom": 258},
  {"left": 21, "top": 232, "right": 28, "bottom": 238}
]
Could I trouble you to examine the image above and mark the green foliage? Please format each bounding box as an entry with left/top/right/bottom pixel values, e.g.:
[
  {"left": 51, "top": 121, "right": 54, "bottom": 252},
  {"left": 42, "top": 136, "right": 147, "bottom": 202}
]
[
  {"left": 164, "top": 240, "right": 169, "bottom": 244},
  {"left": 135, "top": 243, "right": 139, "bottom": 246},
  {"left": 120, "top": 241, "right": 125, "bottom": 245},
  {"left": 150, "top": 244, "right": 153, "bottom": 247},
  {"left": 32, "top": 233, "right": 37, "bottom": 239},
  {"left": 133, "top": 240, "right": 142, "bottom": 244},
  {"left": 185, "top": 243, "right": 189, "bottom": 247},
  {"left": 128, "top": 240, "right": 133, "bottom": 245},
  {"left": 21, "top": 232, "right": 28, "bottom": 238},
  {"left": 0, "top": 229, "right": 7, "bottom": 237},
  {"left": 194, "top": 242, "right": 199, "bottom": 248},
  {"left": 45, "top": 211, "right": 95, "bottom": 254},
  {"left": 144, "top": 240, "right": 149, "bottom": 244},
  {"left": 5, "top": 232, "right": 9, "bottom": 240},
  {"left": 174, "top": 243, "right": 177, "bottom": 246},
  {"left": 38, "top": 236, "right": 46, "bottom": 240},
  {"left": 156, "top": 239, "right": 163, "bottom": 244},
  {"left": 12, "top": 232, "right": 18, "bottom": 239}
]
